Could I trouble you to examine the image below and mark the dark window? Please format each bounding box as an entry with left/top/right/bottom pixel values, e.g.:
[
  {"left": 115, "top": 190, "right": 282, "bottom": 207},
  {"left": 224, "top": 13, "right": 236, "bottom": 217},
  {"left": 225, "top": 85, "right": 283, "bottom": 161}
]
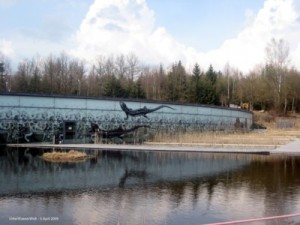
[{"left": 64, "top": 121, "right": 76, "bottom": 140}]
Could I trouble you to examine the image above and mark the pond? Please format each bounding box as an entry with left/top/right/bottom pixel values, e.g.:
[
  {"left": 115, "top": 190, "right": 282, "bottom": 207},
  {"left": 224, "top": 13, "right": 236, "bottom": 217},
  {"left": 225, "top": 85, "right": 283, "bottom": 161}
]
[{"left": 1, "top": 147, "right": 300, "bottom": 225}]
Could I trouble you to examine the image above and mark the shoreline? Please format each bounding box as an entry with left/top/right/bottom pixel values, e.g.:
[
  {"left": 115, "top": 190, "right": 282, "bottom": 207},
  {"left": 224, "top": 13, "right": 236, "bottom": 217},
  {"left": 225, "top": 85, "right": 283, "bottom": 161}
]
[{"left": 4, "top": 138, "right": 300, "bottom": 155}]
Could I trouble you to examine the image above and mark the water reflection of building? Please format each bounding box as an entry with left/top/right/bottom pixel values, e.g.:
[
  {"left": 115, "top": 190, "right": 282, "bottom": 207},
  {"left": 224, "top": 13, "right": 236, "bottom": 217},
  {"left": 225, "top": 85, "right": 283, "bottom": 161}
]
[
  {"left": 1, "top": 150, "right": 300, "bottom": 225},
  {"left": 0, "top": 148, "right": 250, "bottom": 195}
]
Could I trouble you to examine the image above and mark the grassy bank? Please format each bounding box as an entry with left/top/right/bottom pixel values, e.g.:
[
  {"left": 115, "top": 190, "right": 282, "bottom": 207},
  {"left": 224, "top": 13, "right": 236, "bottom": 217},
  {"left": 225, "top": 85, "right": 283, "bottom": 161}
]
[{"left": 149, "top": 111, "right": 300, "bottom": 147}]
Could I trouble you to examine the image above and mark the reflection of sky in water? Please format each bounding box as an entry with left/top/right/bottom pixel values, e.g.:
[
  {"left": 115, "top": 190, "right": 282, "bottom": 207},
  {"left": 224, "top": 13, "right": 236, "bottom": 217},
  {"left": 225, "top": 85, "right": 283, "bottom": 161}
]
[
  {"left": 1, "top": 148, "right": 300, "bottom": 224},
  {"left": 2, "top": 184, "right": 300, "bottom": 225}
]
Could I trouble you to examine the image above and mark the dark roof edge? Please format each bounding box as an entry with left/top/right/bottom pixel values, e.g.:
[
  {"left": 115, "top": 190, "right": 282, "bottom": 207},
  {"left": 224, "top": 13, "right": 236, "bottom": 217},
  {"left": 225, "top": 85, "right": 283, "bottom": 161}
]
[{"left": 0, "top": 92, "right": 253, "bottom": 114}]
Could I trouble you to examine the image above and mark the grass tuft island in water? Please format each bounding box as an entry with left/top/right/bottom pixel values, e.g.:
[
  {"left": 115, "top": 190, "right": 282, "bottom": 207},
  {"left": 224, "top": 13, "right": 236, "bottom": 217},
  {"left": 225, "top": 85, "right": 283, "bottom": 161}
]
[{"left": 42, "top": 150, "right": 92, "bottom": 162}]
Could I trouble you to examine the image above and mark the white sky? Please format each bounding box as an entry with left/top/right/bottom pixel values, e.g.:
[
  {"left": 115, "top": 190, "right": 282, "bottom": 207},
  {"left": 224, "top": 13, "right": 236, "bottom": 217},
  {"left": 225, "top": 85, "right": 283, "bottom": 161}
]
[{"left": 1, "top": 0, "right": 300, "bottom": 73}]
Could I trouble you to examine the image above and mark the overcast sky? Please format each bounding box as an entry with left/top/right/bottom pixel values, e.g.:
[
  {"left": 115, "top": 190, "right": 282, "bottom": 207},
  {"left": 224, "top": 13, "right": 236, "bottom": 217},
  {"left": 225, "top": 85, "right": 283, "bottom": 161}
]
[{"left": 1, "top": 0, "right": 300, "bottom": 73}]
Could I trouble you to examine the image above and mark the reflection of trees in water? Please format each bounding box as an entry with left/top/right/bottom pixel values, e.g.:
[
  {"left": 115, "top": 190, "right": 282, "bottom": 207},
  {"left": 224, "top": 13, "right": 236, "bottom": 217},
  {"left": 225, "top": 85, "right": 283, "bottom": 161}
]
[
  {"left": 0, "top": 147, "right": 102, "bottom": 175},
  {"left": 228, "top": 156, "right": 300, "bottom": 195},
  {"left": 2, "top": 147, "right": 300, "bottom": 216},
  {"left": 1, "top": 147, "right": 248, "bottom": 199},
  {"left": 128, "top": 156, "right": 300, "bottom": 214},
  {"left": 0, "top": 148, "right": 42, "bottom": 173},
  {"left": 228, "top": 156, "right": 300, "bottom": 217},
  {"left": 113, "top": 155, "right": 300, "bottom": 212}
]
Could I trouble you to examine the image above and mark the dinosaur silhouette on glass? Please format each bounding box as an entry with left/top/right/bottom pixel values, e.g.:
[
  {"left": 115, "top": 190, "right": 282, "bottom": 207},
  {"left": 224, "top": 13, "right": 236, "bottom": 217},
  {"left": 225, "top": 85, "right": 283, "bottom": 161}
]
[
  {"left": 119, "top": 102, "right": 175, "bottom": 119},
  {"left": 118, "top": 169, "right": 147, "bottom": 188},
  {"left": 91, "top": 123, "right": 149, "bottom": 139}
]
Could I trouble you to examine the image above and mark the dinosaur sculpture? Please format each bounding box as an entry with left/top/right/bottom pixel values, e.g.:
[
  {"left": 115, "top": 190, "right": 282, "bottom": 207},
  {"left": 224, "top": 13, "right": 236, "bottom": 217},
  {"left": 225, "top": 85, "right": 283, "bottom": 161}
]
[
  {"left": 91, "top": 123, "right": 149, "bottom": 139},
  {"left": 119, "top": 101, "right": 175, "bottom": 119}
]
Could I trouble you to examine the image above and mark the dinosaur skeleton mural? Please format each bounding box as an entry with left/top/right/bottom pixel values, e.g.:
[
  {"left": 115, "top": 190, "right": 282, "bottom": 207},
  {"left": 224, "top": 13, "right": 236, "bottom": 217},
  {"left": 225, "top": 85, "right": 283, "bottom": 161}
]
[
  {"left": 0, "top": 102, "right": 175, "bottom": 144},
  {"left": 91, "top": 123, "right": 150, "bottom": 140},
  {"left": 119, "top": 102, "right": 175, "bottom": 119},
  {"left": 0, "top": 97, "right": 248, "bottom": 144}
]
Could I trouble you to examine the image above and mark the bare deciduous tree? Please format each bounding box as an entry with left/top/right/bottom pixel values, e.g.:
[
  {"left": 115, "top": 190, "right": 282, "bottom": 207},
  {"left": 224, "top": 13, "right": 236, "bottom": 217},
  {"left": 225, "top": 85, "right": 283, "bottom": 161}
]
[
  {"left": 265, "top": 38, "right": 290, "bottom": 112},
  {"left": 126, "top": 53, "right": 139, "bottom": 81}
]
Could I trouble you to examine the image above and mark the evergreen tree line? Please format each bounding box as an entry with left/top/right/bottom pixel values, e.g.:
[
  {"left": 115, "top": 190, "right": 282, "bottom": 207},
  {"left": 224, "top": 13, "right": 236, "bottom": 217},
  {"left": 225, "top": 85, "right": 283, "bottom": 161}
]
[{"left": 1, "top": 39, "right": 300, "bottom": 113}]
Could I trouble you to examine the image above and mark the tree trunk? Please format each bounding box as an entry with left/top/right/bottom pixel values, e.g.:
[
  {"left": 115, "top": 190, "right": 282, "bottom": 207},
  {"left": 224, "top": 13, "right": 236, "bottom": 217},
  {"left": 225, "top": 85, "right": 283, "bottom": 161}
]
[
  {"left": 292, "top": 97, "right": 295, "bottom": 112},
  {"left": 284, "top": 97, "right": 288, "bottom": 114}
]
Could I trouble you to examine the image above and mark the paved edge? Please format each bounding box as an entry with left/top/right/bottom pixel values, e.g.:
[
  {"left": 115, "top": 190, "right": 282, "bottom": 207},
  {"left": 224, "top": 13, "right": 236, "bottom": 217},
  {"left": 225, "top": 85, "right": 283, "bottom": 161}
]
[
  {"left": 4, "top": 143, "right": 273, "bottom": 155},
  {"left": 4, "top": 138, "right": 300, "bottom": 155},
  {"left": 271, "top": 138, "right": 300, "bottom": 155}
]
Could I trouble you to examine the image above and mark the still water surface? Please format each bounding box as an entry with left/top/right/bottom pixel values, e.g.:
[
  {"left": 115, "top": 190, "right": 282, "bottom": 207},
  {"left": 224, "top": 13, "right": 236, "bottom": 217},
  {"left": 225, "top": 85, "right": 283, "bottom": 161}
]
[{"left": 1, "top": 147, "right": 300, "bottom": 225}]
